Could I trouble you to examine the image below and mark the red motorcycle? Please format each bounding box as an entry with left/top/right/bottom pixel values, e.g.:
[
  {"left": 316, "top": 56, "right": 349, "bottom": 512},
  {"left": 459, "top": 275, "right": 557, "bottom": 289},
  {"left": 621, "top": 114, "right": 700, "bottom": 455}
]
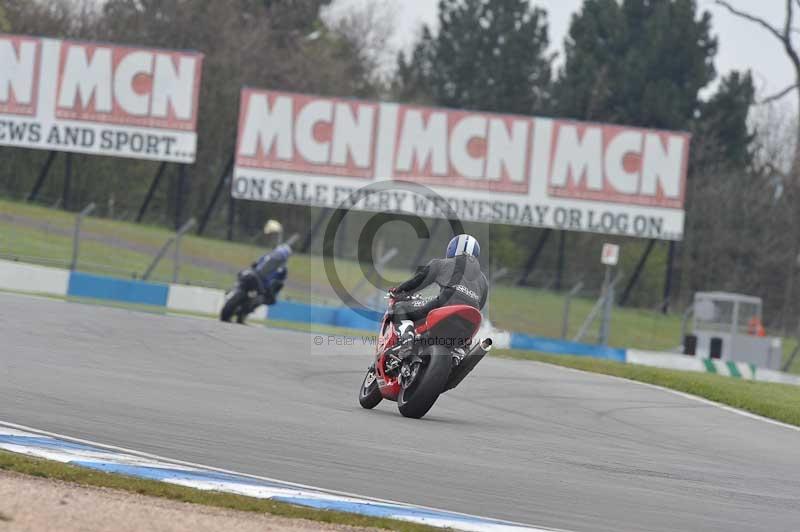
[{"left": 358, "top": 293, "right": 492, "bottom": 419}]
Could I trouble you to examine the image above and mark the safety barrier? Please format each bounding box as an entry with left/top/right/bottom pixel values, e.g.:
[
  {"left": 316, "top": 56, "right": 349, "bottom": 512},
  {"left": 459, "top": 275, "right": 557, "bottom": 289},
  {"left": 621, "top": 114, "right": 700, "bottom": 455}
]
[
  {"left": 266, "top": 301, "right": 383, "bottom": 330},
  {"left": 0, "top": 259, "right": 69, "bottom": 296},
  {"left": 2, "top": 258, "right": 800, "bottom": 385},
  {"left": 509, "top": 333, "right": 626, "bottom": 362},
  {"left": 626, "top": 349, "right": 800, "bottom": 385},
  {"left": 68, "top": 271, "right": 170, "bottom": 306}
]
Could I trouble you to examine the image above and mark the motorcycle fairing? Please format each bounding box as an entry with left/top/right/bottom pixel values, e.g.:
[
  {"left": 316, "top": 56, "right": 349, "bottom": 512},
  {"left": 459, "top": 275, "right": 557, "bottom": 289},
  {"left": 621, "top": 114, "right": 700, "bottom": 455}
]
[
  {"left": 416, "top": 305, "right": 482, "bottom": 338},
  {"left": 375, "top": 304, "right": 482, "bottom": 401}
]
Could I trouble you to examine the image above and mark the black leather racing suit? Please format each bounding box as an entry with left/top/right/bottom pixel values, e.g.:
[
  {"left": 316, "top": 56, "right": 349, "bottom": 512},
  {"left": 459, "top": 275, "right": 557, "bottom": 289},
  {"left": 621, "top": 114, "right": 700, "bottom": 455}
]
[{"left": 392, "top": 255, "right": 488, "bottom": 325}]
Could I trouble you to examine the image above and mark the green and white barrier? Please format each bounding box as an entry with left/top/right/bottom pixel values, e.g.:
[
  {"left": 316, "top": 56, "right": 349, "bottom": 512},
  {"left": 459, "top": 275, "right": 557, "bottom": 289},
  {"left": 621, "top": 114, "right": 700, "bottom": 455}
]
[{"left": 626, "top": 349, "right": 800, "bottom": 386}]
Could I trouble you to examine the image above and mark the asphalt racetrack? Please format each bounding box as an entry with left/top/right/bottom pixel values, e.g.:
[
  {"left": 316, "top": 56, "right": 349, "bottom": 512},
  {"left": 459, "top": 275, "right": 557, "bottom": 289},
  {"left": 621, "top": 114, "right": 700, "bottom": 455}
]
[{"left": 2, "top": 292, "right": 800, "bottom": 532}]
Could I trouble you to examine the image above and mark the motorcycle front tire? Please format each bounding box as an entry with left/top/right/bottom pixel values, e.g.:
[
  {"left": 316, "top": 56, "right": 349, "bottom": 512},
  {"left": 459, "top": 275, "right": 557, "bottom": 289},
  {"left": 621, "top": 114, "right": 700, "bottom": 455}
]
[
  {"left": 358, "top": 364, "right": 382, "bottom": 409},
  {"left": 220, "top": 289, "right": 245, "bottom": 322}
]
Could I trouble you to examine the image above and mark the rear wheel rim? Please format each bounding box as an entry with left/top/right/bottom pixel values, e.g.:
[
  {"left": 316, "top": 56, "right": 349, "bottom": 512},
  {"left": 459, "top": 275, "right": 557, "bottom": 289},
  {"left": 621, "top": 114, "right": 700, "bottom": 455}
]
[{"left": 400, "top": 360, "right": 423, "bottom": 399}]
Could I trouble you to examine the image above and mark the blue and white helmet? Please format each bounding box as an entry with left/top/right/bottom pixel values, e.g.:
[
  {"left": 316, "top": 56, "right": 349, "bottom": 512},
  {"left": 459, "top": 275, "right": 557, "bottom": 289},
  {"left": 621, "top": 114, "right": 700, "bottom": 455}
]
[{"left": 446, "top": 234, "right": 480, "bottom": 258}]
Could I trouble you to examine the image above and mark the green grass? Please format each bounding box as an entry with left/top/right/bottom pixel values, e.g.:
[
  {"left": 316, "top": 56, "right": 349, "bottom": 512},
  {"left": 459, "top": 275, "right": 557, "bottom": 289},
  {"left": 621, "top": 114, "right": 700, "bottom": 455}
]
[
  {"left": 3, "top": 196, "right": 798, "bottom": 373},
  {"left": 498, "top": 350, "right": 800, "bottom": 427},
  {"left": 0, "top": 451, "right": 436, "bottom": 532},
  {"left": 488, "top": 284, "right": 683, "bottom": 351}
]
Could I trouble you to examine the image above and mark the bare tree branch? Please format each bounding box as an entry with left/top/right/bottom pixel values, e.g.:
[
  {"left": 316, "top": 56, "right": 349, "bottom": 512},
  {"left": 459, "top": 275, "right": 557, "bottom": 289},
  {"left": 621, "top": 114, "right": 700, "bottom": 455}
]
[
  {"left": 716, "top": 0, "right": 800, "bottom": 173},
  {"left": 785, "top": 0, "right": 800, "bottom": 72},
  {"left": 714, "top": 0, "right": 785, "bottom": 43},
  {"left": 760, "top": 83, "right": 800, "bottom": 105}
]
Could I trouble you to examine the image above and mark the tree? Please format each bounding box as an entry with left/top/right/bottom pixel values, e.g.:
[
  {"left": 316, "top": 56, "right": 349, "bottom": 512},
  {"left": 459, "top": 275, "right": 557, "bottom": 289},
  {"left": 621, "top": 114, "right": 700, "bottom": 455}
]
[
  {"left": 324, "top": 1, "right": 398, "bottom": 95},
  {"left": 692, "top": 71, "right": 756, "bottom": 171},
  {"left": 714, "top": 0, "right": 800, "bottom": 171},
  {"left": 2, "top": 0, "right": 90, "bottom": 39},
  {"left": 396, "top": 0, "right": 553, "bottom": 115},
  {"left": 0, "top": 4, "right": 10, "bottom": 32},
  {"left": 555, "top": 0, "right": 717, "bottom": 130}
]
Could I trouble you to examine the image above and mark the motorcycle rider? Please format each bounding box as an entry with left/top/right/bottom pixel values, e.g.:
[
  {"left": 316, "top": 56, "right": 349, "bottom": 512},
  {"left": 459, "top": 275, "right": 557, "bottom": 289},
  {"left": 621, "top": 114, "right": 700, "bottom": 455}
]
[
  {"left": 249, "top": 243, "right": 291, "bottom": 307},
  {"left": 389, "top": 234, "right": 488, "bottom": 357}
]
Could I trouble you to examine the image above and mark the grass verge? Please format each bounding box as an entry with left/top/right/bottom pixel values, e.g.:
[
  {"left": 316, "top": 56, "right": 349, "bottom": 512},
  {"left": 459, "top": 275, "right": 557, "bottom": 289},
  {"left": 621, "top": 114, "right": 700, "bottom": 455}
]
[
  {"left": 0, "top": 451, "right": 437, "bottom": 532},
  {"left": 497, "top": 350, "right": 800, "bottom": 427}
]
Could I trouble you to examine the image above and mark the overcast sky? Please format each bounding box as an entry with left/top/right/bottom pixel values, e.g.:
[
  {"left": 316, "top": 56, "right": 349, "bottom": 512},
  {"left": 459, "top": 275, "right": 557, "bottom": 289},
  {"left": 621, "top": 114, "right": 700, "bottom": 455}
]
[{"left": 331, "top": 0, "right": 796, "bottom": 108}]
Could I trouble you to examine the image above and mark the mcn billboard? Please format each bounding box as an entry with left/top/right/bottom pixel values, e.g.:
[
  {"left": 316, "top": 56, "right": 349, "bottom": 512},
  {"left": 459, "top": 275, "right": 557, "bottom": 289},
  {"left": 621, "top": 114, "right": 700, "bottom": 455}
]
[
  {"left": 0, "top": 34, "right": 203, "bottom": 163},
  {"left": 232, "top": 90, "right": 689, "bottom": 240}
]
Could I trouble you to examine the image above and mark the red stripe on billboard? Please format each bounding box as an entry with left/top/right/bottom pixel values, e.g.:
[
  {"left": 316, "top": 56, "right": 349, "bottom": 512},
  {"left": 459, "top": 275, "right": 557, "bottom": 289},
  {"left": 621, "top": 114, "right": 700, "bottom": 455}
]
[
  {"left": 392, "top": 105, "right": 531, "bottom": 193},
  {"left": 54, "top": 41, "right": 202, "bottom": 131},
  {"left": 236, "top": 89, "right": 378, "bottom": 178},
  {"left": 545, "top": 121, "right": 689, "bottom": 209},
  {"left": 0, "top": 35, "right": 41, "bottom": 116}
]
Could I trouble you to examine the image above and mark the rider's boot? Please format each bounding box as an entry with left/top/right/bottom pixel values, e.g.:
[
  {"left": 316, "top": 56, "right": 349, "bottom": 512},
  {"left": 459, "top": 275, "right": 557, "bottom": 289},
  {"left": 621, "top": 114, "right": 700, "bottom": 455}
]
[{"left": 396, "top": 320, "right": 416, "bottom": 359}]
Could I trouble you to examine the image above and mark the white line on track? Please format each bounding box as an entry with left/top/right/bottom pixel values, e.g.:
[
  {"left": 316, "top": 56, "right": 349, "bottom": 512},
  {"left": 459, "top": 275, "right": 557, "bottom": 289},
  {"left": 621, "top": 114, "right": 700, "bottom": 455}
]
[
  {"left": 0, "top": 419, "right": 569, "bottom": 532},
  {"left": 527, "top": 361, "right": 800, "bottom": 433}
]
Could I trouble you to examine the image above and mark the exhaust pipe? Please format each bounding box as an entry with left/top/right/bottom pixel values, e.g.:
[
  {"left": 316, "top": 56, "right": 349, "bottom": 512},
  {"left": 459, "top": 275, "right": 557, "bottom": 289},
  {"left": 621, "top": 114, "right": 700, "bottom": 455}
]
[
  {"left": 444, "top": 337, "right": 493, "bottom": 392},
  {"left": 466, "top": 337, "right": 493, "bottom": 357}
]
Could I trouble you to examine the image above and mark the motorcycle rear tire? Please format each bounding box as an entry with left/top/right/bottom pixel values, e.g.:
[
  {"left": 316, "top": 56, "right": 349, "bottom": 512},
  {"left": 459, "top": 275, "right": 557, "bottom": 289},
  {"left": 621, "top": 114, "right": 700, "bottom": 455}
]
[
  {"left": 397, "top": 345, "right": 451, "bottom": 419},
  {"left": 220, "top": 289, "right": 245, "bottom": 322}
]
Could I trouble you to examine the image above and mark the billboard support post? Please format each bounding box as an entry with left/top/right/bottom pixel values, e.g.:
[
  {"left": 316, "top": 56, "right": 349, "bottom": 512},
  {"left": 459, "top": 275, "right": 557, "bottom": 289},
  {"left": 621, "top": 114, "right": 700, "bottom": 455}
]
[
  {"left": 27, "top": 151, "right": 58, "bottom": 203},
  {"left": 62, "top": 153, "right": 73, "bottom": 211},
  {"left": 662, "top": 241, "right": 676, "bottom": 314},
  {"left": 136, "top": 162, "right": 168, "bottom": 223},
  {"left": 517, "top": 229, "right": 552, "bottom": 286},
  {"left": 198, "top": 154, "right": 234, "bottom": 235},
  {"left": 620, "top": 239, "right": 656, "bottom": 306}
]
